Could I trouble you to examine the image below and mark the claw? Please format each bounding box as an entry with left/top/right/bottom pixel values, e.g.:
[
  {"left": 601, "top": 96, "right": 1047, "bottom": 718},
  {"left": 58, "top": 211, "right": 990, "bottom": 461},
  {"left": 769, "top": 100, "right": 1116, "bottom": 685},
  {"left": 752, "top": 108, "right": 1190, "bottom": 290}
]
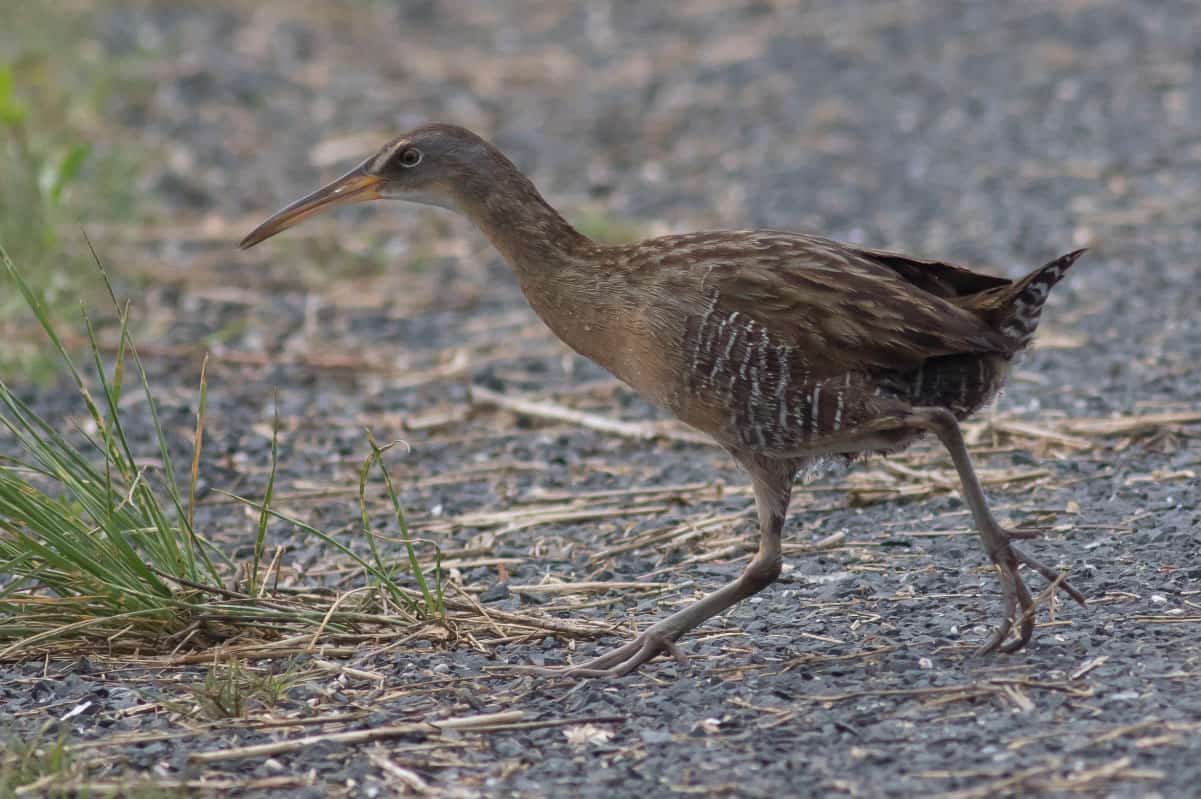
[
  {"left": 506, "top": 628, "right": 687, "bottom": 678},
  {"left": 998, "top": 567, "right": 1035, "bottom": 654},
  {"left": 977, "top": 528, "right": 1082, "bottom": 655},
  {"left": 977, "top": 556, "right": 1020, "bottom": 655}
]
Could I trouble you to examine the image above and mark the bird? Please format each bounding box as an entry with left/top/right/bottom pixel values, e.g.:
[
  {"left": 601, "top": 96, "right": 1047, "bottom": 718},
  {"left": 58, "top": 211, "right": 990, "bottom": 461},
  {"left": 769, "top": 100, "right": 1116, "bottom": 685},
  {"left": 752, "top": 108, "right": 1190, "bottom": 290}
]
[{"left": 241, "top": 123, "right": 1086, "bottom": 677}]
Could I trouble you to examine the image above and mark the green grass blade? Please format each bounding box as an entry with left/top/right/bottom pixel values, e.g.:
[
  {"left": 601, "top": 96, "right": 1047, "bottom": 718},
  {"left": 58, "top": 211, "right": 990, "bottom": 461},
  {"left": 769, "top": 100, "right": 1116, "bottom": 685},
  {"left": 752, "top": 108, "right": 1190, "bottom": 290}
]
[
  {"left": 250, "top": 400, "right": 281, "bottom": 596},
  {"left": 365, "top": 432, "right": 443, "bottom": 617}
]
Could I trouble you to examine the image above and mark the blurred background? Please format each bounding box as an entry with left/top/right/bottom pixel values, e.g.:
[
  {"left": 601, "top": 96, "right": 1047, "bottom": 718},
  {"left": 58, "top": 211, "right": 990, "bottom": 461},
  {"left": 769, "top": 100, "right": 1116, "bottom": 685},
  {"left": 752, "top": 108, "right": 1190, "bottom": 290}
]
[{"left": 2, "top": 0, "right": 1197, "bottom": 392}]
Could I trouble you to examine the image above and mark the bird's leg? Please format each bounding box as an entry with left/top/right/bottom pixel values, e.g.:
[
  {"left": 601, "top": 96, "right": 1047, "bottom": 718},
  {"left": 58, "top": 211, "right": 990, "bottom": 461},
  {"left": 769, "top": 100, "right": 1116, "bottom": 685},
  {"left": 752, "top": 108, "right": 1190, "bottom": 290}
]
[
  {"left": 906, "top": 407, "right": 1086, "bottom": 653},
  {"left": 533, "top": 462, "right": 793, "bottom": 678}
]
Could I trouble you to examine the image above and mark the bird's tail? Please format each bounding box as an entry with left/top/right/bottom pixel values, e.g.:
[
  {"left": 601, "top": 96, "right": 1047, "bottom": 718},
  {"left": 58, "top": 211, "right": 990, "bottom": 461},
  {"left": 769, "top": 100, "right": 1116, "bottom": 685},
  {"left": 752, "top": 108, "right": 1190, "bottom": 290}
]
[{"left": 975, "top": 249, "right": 1087, "bottom": 351}]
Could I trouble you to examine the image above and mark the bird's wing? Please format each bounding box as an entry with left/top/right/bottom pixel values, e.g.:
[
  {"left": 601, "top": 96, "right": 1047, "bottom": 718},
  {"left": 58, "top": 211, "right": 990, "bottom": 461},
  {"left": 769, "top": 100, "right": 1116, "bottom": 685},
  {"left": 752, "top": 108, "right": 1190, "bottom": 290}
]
[
  {"left": 847, "top": 246, "right": 1013, "bottom": 298},
  {"left": 699, "top": 234, "right": 1011, "bottom": 373}
]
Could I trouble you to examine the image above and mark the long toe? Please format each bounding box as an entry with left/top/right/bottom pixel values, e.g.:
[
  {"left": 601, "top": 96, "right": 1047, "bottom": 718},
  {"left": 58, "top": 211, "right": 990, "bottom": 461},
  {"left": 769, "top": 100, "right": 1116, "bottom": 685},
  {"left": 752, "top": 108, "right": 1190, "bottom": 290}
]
[
  {"left": 977, "top": 563, "right": 1020, "bottom": 655},
  {"left": 509, "top": 630, "right": 687, "bottom": 679},
  {"left": 570, "top": 630, "right": 687, "bottom": 677},
  {"left": 1012, "top": 545, "right": 1088, "bottom": 605},
  {"left": 999, "top": 570, "right": 1036, "bottom": 654},
  {"left": 566, "top": 640, "right": 656, "bottom": 677}
]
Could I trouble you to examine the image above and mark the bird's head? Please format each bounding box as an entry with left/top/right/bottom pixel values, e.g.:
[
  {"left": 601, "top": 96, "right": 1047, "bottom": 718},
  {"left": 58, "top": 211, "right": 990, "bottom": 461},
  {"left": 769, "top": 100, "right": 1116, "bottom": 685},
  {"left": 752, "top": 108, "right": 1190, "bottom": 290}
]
[{"left": 240, "top": 123, "right": 494, "bottom": 249}]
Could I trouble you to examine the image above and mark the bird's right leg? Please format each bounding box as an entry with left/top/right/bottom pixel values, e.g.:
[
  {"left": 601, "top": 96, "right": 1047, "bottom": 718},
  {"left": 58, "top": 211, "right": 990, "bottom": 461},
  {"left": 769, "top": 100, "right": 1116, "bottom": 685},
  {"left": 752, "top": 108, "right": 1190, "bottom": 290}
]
[{"left": 905, "top": 407, "right": 1086, "bottom": 653}]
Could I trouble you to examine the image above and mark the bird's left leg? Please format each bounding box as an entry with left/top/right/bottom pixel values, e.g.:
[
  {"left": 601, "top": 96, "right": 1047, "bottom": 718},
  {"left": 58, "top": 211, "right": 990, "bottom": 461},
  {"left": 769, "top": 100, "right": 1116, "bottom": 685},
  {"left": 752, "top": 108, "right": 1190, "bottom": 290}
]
[
  {"left": 523, "top": 458, "right": 795, "bottom": 678},
  {"left": 904, "top": 407, "right": 1086, "bottom": 653}
]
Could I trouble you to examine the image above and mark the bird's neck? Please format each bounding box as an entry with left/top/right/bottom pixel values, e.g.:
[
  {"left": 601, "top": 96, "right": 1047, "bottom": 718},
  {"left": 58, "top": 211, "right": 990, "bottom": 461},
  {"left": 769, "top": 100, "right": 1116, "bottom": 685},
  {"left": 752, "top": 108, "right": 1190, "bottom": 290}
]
[
  {"left": 455, "top": 168, "right": 593, "bottom": 278},
  {"left": 453, "top": 168, "right": 635, "bottom": 370}
]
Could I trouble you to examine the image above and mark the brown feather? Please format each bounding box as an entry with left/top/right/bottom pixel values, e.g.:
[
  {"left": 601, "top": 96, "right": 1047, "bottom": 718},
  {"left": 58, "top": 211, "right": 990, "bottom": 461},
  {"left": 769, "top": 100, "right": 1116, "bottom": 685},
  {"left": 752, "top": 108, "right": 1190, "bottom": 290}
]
[{"left": 241, "top": 123, "right": 1089, "bottom": 674}]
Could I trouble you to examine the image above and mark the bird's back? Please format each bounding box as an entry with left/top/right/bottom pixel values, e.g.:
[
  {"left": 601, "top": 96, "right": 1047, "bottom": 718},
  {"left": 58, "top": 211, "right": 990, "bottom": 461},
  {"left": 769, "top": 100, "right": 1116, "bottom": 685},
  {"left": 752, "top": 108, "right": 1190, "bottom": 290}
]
[{"left": 590, "top": 231, "right": 1083, "bottom": 458}]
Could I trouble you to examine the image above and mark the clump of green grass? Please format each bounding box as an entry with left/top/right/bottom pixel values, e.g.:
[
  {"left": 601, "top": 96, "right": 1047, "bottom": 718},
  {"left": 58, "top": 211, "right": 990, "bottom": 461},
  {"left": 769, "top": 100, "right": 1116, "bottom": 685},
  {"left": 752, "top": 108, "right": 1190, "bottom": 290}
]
[
  {"left": 225, "top": 426, "right": 446, "bottom": 619},
  {"left": 0, "top": 243, "right": 445, "bottom": 660},
  {"left": 0, "top": 243, "right": 224, "bottom": 654},
  {"left": 174, "top": 658, "right": 310, "bottom": 721}
]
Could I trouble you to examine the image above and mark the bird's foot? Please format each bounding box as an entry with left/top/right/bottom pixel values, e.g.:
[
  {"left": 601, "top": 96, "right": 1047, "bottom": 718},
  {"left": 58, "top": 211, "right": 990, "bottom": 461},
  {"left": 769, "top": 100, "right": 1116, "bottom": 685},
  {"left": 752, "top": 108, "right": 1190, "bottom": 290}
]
[
  {"left": 504, "top": 555, "right": 779, "bottom": 678},
  {"left": 512, "top": 624, "right": 689, "bottom": 678},
  {"left": 977, "top": 526, "right": 1087, "bottom": 656}
]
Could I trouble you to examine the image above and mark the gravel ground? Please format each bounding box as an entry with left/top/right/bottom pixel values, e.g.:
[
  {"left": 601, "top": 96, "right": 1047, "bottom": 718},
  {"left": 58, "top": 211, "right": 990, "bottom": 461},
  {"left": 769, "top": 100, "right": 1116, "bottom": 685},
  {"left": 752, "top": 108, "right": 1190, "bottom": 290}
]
[{"left": 3, "top": 1, "right": 1200, "bottom": 796}]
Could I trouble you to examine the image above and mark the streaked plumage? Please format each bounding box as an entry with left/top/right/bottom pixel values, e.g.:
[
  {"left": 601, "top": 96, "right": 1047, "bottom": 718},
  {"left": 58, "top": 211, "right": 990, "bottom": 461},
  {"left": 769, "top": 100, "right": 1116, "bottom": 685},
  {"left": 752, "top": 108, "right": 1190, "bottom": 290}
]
[{"left": 241, "top": 124, "right": 1086, "bottom": 677}]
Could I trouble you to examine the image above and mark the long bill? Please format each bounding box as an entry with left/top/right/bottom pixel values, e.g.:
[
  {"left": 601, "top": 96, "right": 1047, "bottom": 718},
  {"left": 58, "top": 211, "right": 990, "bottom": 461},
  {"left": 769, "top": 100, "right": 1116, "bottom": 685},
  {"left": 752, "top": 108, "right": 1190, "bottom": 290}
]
[{"left": 239, "top": 163, "right": 383, "bottom": 249}]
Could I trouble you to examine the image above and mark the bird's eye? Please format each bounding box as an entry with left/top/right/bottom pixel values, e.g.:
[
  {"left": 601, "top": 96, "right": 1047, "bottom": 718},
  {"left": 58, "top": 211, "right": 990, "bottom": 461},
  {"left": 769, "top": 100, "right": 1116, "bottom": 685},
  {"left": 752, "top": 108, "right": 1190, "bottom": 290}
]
[{"left": 397, "top": 147, "right": 422, "bottom": 168}]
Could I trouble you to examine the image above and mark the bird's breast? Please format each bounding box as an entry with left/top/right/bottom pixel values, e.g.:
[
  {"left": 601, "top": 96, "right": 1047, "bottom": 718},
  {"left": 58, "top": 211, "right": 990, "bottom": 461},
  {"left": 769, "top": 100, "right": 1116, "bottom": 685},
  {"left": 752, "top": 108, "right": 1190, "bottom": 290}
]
[{"left": 518, "top": 277, "right": 679, "bottom": 408}]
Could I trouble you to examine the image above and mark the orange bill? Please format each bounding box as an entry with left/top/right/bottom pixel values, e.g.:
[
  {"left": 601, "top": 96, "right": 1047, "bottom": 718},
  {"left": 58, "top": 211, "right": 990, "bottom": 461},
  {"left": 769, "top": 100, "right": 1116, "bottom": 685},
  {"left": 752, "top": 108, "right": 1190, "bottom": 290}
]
[{"left": 239, "top": 165, "right": 382, "bottom": 249}]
